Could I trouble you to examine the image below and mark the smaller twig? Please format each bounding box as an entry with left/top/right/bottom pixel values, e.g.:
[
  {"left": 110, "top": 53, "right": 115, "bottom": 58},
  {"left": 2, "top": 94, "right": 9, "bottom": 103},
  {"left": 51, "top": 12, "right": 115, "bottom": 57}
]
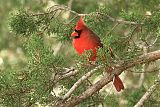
[
  {"left": 145, "top": 34, "right": 158, "bottom": 48},
  {"left": 130, "top": 68, "right": 159, "bottom": 73},
  {"left": 62, "top": 65, "right": 102, "bottom": 100},
  {"left": 106, "top": 23, "right": 119, "bottom": 36},
  {"left": 64, "top": 15, "right": 78, "bottom": 25},
  {"left": 125, "top": 26, "right": 139, "bottom": 44},
  {"left": 134, "top": 70, "right": 160, "bottom": 107},
  {"left": 31, "top": 5, "right": 143, "bottom": 25},
  {"left": 148, "top": 36, "right": 158, "bottom": 47},
  {"left": 96, "top": 12, "right": 143, "bottom": 25},
  {"left": 54, "top": 67, "right": 78, "bottom": 81},
  {"left": 54, "top": 63, "right": 83, "bottom": 81},
  {"left": 115, "top": 19, "right": 143, "bottom": 25}
]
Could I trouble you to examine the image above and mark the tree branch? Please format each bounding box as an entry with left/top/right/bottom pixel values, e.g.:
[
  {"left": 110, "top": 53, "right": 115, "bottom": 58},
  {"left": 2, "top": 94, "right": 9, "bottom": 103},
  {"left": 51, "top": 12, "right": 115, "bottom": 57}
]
[
  {"left": 54, "top": 67, "right": 78, "bottom": 81},
  {"left": 134, "top": 70, "right": 160, "bottom": 107},
  {"left": 62, "top": 65, "right": 102, "bottom": 100},
  {"left": 55, "top": 50, "right": 160, "bottom": 107},
  {"left": 31, "top": 5, "right": 142, "bottom": 25}
]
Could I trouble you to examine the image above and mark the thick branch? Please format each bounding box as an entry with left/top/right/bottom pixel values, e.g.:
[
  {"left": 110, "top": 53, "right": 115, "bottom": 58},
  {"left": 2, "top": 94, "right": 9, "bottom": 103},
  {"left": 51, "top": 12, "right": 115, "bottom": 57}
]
[{"left": 56, "top": 50, "right": 160, "bottom": 107}]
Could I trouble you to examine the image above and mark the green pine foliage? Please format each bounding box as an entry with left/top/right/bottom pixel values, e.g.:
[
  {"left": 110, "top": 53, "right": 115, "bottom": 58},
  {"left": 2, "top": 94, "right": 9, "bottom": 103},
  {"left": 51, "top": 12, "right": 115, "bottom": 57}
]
[{"left": 9, "top": 10, "right": 37, "bottom": 36}]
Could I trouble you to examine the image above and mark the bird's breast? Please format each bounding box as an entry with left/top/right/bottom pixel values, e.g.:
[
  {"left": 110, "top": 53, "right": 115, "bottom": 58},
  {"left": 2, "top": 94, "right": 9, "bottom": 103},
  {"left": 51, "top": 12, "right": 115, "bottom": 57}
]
[{"left": 72, "top": 36, "right": 100, "bottom": 61}]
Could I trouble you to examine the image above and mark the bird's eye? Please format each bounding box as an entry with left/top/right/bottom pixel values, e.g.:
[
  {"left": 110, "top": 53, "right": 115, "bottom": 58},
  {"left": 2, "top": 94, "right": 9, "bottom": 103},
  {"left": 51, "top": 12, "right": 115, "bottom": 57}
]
[
  {"left": 74, "top": 29, "right": 82, "bottom": 39},
  {"left": 74, "top": 29, "right": 82, "bottom": 35},
  {"left": 74, "top": 29, "right": 78, "bottom": 32},
  {"left": 75, "top": 29, "right": 81, "bottom": 33}
]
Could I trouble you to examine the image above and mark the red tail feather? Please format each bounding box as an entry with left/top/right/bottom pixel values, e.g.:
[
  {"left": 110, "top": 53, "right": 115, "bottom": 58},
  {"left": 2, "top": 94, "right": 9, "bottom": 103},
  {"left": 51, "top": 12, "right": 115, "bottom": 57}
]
[{"left": 113, "top": 75, "right": 124, "bottom": 92}]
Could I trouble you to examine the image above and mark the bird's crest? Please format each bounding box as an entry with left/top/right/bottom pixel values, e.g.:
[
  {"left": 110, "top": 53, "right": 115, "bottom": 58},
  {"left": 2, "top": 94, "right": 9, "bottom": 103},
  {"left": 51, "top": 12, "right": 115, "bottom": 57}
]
[{"left": 75, "top": 16, "right": 85, "bottom": 30}]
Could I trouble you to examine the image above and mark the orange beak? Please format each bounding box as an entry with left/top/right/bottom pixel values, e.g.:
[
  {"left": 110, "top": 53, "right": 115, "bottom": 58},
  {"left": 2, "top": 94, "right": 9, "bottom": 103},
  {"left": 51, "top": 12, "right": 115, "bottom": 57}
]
[{"left": 71, "top": 31, "right": 78, "bottom": 37}]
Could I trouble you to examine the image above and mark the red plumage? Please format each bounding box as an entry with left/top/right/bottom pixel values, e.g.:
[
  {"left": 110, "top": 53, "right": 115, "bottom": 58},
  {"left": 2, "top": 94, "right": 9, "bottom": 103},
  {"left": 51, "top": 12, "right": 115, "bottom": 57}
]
[{"left": 71, "top": 16, "right": 124, "bottom": 92}]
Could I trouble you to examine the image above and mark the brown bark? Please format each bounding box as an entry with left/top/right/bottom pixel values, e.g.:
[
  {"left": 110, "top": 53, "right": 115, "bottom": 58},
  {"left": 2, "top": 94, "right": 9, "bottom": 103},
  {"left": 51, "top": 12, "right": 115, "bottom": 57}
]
[{"left": 56, "top": 50, "right": 160, "bottom": 107}]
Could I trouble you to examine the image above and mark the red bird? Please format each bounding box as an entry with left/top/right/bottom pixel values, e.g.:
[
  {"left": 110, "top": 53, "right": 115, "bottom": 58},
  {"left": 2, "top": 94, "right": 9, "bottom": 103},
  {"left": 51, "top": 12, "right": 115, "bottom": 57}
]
[{"left": 71, "top": 16, "right": 124, "bottom": 92}]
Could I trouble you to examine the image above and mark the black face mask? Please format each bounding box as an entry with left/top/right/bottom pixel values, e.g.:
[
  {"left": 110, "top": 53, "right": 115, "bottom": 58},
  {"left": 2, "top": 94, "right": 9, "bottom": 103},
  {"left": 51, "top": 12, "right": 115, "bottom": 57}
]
[{"left": 74, "top": 29, "right": 82, "bottom": 39}]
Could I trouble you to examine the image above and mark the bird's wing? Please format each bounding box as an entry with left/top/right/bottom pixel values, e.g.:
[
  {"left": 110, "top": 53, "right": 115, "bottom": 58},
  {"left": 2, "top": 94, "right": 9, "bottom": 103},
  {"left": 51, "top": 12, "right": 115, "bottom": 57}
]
[{"left": 89, "top": 29, "right": 103, "bottom": 48}]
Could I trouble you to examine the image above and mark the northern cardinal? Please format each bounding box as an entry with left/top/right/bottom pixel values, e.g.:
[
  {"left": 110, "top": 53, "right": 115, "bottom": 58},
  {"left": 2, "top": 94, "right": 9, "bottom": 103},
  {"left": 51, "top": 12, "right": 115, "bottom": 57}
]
[{"left": 71, "top": 16, "right": 124, "bottom": 92}]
